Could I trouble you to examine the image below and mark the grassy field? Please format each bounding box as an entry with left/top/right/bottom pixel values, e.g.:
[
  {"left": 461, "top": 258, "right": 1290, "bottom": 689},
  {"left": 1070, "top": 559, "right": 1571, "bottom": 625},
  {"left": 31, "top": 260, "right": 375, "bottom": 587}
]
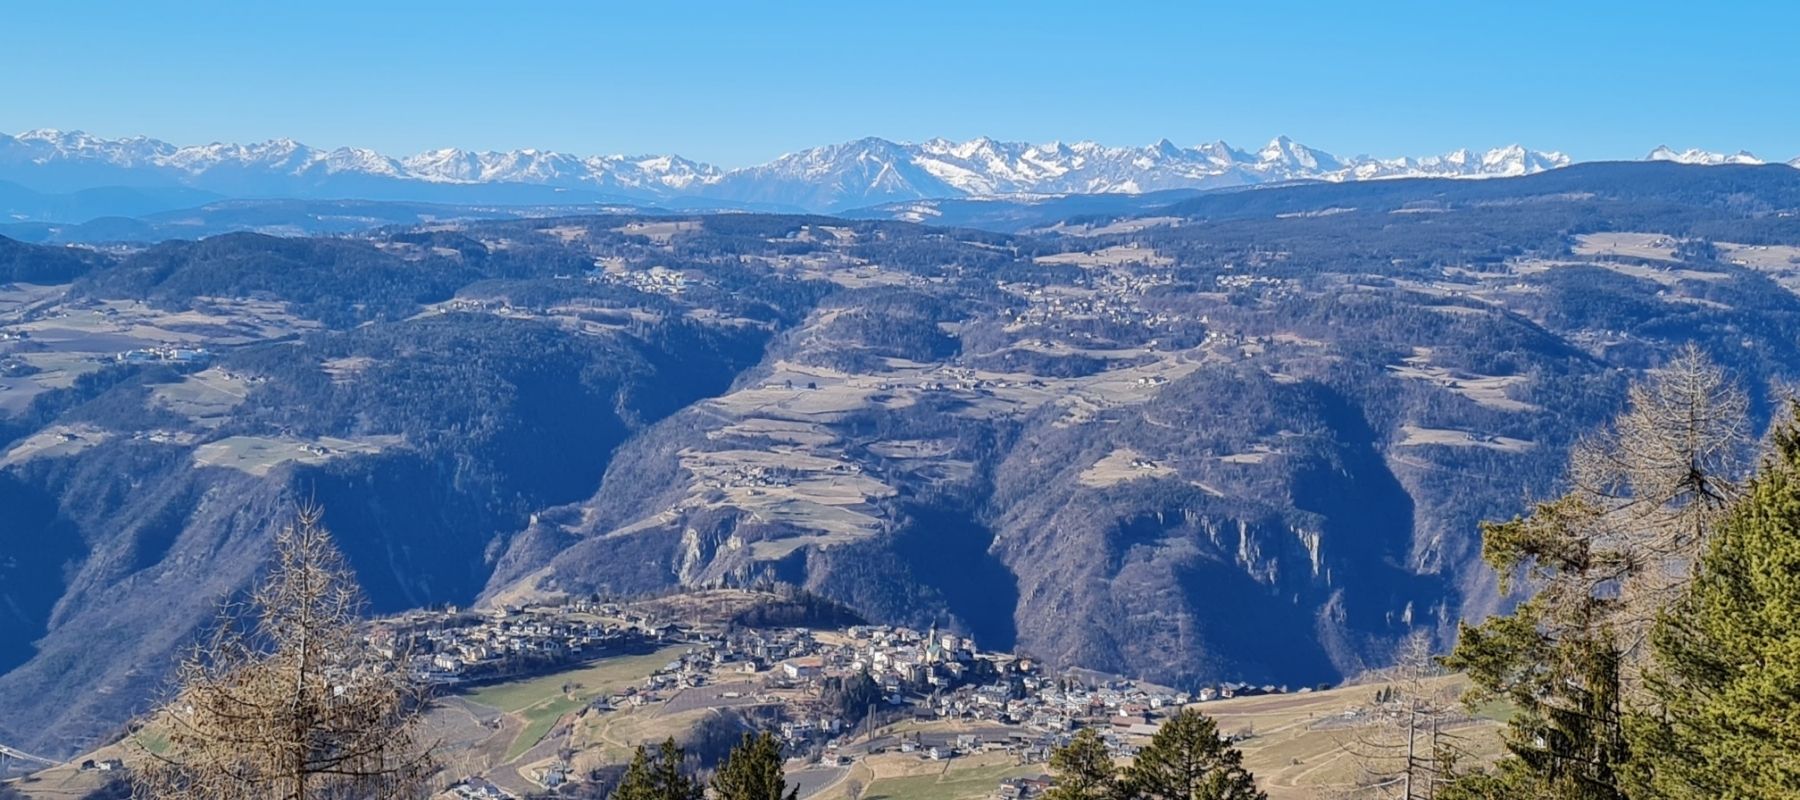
[
  {"left": 862, "top": 755, "right": 1041, "bottom": 800},
  {"left": 190, "top": 434, "right": 400, "bottom": 476},
  {"left": 574, "top": 706, "right": 720, "bottom": 768},
  {"left": 505, "top": 696, "right": 582, "bottom": 761},
  {"left": 1209, "top": 675, "right": 1506, "bottom": 799},
  {"left": 149, "top": 367, "right": 250, "bottom": 423},
  {"left": 458, "top": 644, "right": 691, "bottom": 762}
]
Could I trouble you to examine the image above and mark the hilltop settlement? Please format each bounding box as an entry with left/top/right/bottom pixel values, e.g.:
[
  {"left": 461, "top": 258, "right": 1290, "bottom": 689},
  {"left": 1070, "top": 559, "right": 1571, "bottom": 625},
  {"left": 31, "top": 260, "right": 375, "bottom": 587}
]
[{"left": 348, "top": 590, "right": 1325, "bottom": 799}]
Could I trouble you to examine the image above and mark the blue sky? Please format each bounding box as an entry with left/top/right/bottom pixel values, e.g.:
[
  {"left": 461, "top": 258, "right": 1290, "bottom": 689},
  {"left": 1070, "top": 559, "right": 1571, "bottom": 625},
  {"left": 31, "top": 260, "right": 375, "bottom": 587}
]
[{"left": 2, "top": 0, "right": 1795, "bottom": 166}]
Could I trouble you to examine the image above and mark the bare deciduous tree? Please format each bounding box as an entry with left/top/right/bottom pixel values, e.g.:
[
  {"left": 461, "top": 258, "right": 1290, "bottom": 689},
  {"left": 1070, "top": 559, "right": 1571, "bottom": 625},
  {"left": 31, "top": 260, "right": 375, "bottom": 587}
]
[
  {"left": 1334, "top": 631, "right": 1471, "bottom": 799},
  {"left": 1565, "top": 344, "right": 1749, "bottom": 684},
  {"left": 130, "top": 505, "right": 436, "bottom": 799}
]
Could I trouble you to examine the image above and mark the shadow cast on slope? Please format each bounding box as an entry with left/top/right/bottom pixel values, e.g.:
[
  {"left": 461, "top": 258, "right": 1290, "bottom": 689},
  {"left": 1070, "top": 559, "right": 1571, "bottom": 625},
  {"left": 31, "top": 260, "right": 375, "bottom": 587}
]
[{"left": 890, "top": 505, "right": 1020, "bottom": 652}]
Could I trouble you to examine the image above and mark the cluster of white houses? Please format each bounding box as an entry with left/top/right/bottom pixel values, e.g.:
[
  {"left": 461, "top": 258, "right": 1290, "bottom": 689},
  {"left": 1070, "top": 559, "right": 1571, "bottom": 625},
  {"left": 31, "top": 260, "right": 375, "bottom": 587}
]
[
  {"left": 409, "top": 599, "right": 1315, "bottom": 800},
  {"left": 114, "top": 345, "right": 210, "bottom": 364},
  {"left": 370, "top": 602, "right": 676, "bottom": 685},
  {"left": 591, "top": 264, "right": 689, "bottom": 295},
  {"left": 1002, "top": 285, "right": 1177, "bottom": 333}
]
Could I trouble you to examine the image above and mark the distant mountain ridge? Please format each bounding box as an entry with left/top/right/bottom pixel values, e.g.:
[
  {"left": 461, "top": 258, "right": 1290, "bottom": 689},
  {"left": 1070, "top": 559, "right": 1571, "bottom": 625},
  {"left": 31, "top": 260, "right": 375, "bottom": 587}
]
[
  {"left": 3, "top": 128, "right": 1795, "bottom": 214},
  {"left": 1646, "top": 145, "right": 1772, "bottom": 166}
]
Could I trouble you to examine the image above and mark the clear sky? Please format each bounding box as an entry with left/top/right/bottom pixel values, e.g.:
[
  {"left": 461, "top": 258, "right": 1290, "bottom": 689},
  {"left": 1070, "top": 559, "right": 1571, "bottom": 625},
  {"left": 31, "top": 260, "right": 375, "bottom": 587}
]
[{"left": 3, "top": 0, "right": 1796, "bottom": 167}]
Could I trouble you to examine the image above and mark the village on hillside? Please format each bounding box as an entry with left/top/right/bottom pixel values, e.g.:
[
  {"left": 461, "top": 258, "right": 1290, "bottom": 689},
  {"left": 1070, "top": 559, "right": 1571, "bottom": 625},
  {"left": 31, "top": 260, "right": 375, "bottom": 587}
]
[{"left": 364, "top": 592, "right": 1334, "bottom": 800}]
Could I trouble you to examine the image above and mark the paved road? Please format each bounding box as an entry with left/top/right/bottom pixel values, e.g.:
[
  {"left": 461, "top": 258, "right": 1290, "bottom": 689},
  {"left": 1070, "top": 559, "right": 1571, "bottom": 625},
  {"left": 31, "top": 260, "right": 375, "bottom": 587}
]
[
  {"left": 0, "top": 744, "right": 57, "bottom": 767},
  {"left": 788, "top": 765, "right": 848, "bottom": 799}
]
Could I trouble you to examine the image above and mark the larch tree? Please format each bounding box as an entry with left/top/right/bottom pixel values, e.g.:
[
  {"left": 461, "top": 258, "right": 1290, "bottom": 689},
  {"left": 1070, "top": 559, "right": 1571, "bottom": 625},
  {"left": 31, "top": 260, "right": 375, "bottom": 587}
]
[
  {"left": 1120, "top": 708, "right": 1264, "bottom": 800},
  {"left": 1443, "top": 347, "right": 1749, "bottom": 799},
  {"left": 130, "top": 505, "right": 436, "bottom": 800},
  {"left": 1566, "top": 343, "right": 1749, "bottom": 678},
  {"left": 1624, "top": 405, "right": 1800, "bottom": 798}
]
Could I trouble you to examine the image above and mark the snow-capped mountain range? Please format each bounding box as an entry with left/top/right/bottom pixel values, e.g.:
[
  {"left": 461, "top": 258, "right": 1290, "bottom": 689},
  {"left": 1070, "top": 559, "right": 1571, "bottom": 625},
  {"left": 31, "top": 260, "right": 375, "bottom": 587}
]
[
  {"left": 2, "top": 128, "right": 1794, "bottom": 214},
  {"left": 1643, "top": 144, "right": 1798, "bottom": 167}
]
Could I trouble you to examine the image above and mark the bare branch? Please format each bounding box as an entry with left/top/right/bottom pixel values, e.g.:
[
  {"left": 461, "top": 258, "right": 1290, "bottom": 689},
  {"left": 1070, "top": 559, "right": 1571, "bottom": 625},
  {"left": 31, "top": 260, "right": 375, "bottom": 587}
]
[{"left": 129, "top": 506, "right": 437, "bottom": 800}]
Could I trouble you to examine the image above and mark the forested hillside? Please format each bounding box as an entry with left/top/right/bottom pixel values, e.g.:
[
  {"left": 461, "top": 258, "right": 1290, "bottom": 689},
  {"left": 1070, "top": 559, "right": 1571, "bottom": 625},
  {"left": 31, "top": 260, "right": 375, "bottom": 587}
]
[{"left": 5, "top": 162, "right": 1800, "bottom": 758}]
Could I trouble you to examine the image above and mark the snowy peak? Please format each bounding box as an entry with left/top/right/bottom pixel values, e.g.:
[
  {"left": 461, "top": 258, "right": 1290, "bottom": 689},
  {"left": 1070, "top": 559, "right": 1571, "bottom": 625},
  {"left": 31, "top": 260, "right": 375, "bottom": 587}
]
[
  {"left": 324, "top": 146, "right": 406, "bottom": 177},
  {"left": 14, "top": 128, "right": 1782, "bottom": 213},
  {"left": 704, "top": 135, "right": 1578, "bottom": 208},
  {"left": 1646, "top": 145, "right": 1765, "bottom": 166},
  {"left": 1192, "top": 140, "right": 1251, "bottom": 167},
  {"left": 1258, "top": 136, "right": 1340, "bottom": 172},
  {"left": 3, "top": 128, "right": 176, "bottom": 167},
  {"left": 1478, "top": 144, "right": 1571, "bottom": 175},
  {"left": 0, "top": 129, "right": 1578, "bottom": 211},
  {"left": 0, "top": 129, "right": 727, "bottom": 198}
]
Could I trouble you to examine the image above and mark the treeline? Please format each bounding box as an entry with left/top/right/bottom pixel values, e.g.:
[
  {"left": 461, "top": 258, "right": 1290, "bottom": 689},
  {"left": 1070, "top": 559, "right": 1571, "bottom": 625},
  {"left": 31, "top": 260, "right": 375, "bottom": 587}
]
[
  {"left": 0, "top": 361, "right": 170, "bottom": 449},
  {"left": 790, "top": 287, "right": 967, "bottom": 371}
]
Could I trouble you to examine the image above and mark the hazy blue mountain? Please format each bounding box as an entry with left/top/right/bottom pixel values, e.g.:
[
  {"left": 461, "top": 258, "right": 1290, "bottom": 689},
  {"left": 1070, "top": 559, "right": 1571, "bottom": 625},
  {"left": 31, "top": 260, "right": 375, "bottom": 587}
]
[
  {"left": 0, "top": 199, "right": 625, "bottom": 244},
  {"left": 0, "top": 179, "right": 222, "bottom": 223}
]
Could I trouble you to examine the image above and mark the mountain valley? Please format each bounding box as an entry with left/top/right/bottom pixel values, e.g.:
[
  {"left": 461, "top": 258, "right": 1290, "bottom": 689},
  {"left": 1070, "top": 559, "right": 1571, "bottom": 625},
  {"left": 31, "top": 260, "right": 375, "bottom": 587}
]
[{"left": 3, "top": 161, "right": 1800, "bottom": 764}]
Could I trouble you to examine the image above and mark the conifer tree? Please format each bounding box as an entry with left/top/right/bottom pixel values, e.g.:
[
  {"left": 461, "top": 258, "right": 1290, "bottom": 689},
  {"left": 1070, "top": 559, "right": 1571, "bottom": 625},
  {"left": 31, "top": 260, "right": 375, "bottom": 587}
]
[
  {"left": 1442, "top": 510, "right": 1630, "bottom": 800},
  {"left": 1120, "top": 709, "right": 1264, "bottom": 800},
  {"left": 1625, "top": 406, "right": 1800, "bottom": 797},
  {"left": 613, "top": 746, "right": 659, "bottom": 800},
  {"left": 1046, "top": 728, "right": 1119, "bottom": 800},
  {"left": 653, "top": 738, "right": 700, "bottom": 800},
  {"left": 612, "top": 738, "right": 700, "bottom": 800},
  {"left": 710, "top": 732, "right": 796, "bottom": 800}
]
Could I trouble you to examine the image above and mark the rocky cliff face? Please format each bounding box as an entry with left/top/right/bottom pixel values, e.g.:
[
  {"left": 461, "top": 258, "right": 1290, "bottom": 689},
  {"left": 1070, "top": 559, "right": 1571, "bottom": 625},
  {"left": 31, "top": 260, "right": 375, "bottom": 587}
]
[{"left": 486, "top": 347, "right": 1472, "bottom": 689}]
